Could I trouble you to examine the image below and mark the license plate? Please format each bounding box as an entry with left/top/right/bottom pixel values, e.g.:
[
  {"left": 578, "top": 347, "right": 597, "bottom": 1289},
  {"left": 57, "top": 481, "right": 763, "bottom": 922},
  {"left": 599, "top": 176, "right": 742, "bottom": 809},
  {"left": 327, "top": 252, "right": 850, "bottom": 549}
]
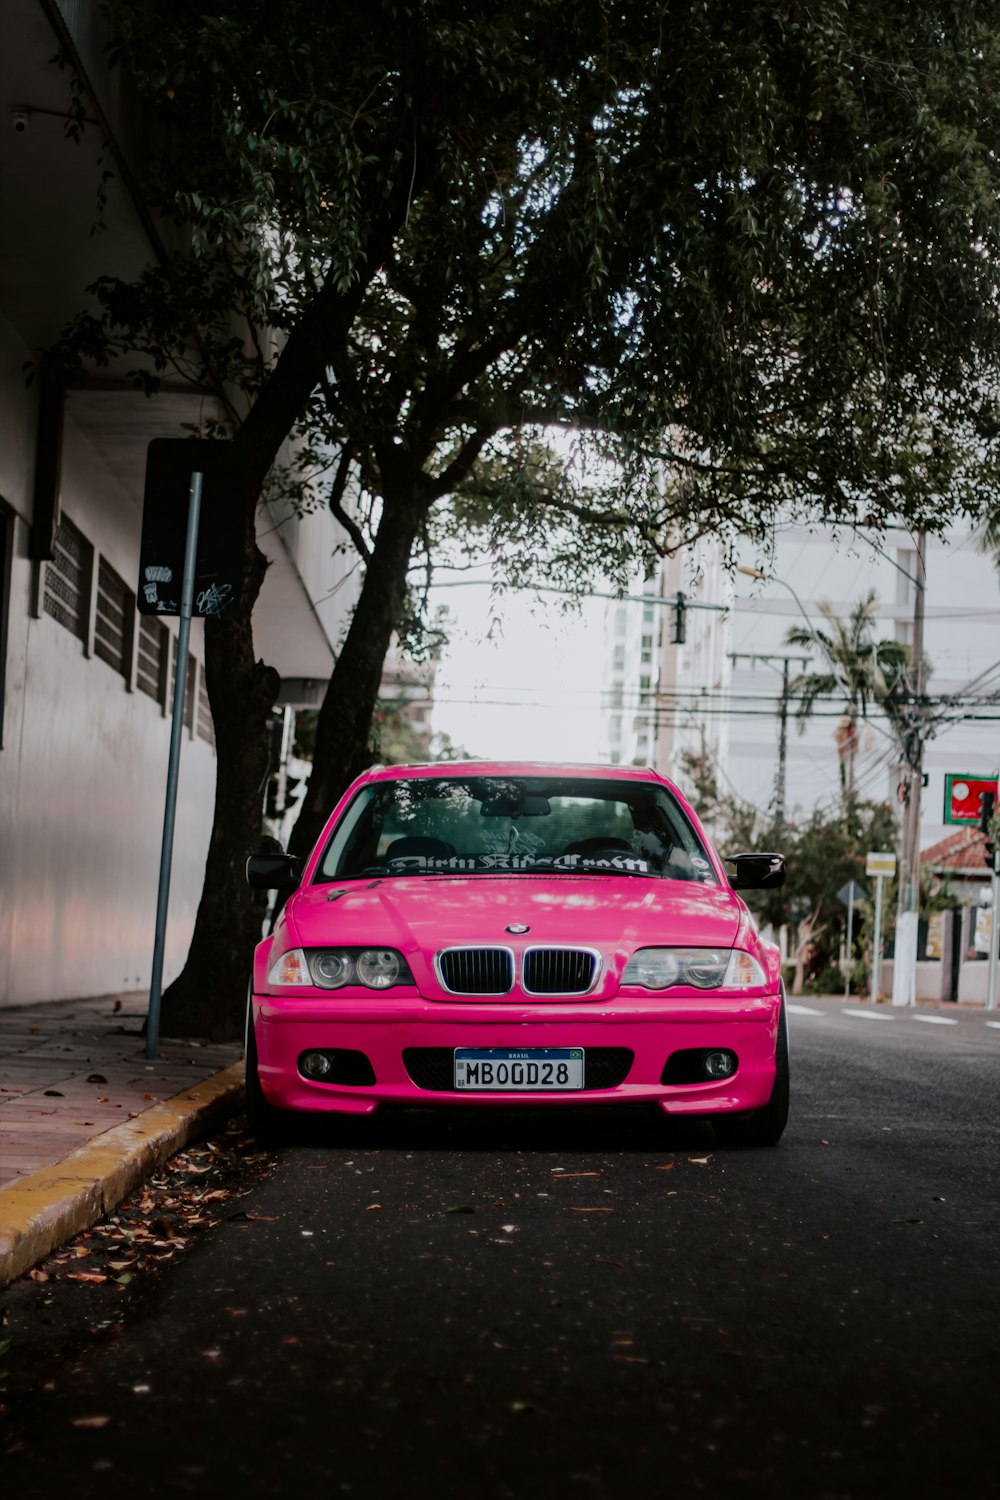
[{"left": 454, "top": 1047, "right": 584, "bottom": 1091}]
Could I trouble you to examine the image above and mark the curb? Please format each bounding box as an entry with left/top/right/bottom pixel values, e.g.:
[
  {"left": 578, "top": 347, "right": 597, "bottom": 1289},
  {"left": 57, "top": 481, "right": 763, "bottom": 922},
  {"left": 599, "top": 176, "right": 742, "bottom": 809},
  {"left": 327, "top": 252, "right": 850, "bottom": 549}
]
[{"left": 0, "top": 1062, "right": 245, "bottom": 1289}]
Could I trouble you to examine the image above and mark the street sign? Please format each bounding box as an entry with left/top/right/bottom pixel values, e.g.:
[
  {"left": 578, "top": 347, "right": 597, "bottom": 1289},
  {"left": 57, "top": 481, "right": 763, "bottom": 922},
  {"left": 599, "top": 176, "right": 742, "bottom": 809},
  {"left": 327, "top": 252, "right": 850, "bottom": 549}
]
[
  {"left": 866, "top": 851, "right": 896, "bottom": 877},
  {"left": 138, "top": 439, "right": 243, "bottom": 618},
  {"left": 837, "top": 881, "right": 866, "bottom": 907},
  {"left": 943, "top": 773, "right": 998, "bottom": 825}
]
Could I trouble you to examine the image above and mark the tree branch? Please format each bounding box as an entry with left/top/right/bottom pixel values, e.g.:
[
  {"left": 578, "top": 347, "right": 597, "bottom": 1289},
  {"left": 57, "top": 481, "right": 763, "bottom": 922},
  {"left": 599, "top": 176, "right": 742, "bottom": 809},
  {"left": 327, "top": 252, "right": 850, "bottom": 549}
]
[{"left": 326, "top": 445, "right": 370, "bottom": 562}]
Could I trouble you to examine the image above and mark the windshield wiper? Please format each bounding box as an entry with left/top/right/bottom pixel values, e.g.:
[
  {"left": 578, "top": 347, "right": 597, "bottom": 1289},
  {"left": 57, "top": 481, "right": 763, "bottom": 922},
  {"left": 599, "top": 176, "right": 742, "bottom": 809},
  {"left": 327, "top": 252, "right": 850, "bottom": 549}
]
[{"left": 568, "top": 861, "right": 653, "bottom": 878}]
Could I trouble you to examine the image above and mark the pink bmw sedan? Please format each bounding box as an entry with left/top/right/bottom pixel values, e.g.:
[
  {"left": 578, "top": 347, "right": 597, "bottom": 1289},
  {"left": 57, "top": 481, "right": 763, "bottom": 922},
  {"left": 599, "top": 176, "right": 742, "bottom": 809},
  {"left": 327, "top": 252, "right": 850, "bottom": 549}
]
[{"left": 246, "top": 762, "right": 788, "bottom": 1145}]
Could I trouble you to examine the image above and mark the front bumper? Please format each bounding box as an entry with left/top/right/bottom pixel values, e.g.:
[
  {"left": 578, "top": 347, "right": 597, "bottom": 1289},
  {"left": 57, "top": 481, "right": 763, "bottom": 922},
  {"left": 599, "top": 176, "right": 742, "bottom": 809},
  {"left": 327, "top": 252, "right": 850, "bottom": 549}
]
[{"left": 251, "top": 992, "right": 782, "bottom": 1116}]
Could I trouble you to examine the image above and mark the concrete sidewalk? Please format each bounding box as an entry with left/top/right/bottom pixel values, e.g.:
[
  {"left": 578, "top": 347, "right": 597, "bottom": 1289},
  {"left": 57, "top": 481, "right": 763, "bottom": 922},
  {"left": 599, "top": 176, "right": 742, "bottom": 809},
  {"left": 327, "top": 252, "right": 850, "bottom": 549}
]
[{"left": 0, "top": 993, "right": 243, "bottom": 1286}]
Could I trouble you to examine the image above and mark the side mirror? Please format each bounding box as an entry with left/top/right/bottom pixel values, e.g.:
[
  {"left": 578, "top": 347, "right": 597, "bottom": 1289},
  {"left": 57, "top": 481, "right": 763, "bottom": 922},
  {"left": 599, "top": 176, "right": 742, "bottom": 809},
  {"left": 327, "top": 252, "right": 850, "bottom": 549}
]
[
  {"left": 725, "top": 852, "right": 786, "bottom": 890},
  {"left": 246, "top": 852, "right": 303, "bottom": 891}
]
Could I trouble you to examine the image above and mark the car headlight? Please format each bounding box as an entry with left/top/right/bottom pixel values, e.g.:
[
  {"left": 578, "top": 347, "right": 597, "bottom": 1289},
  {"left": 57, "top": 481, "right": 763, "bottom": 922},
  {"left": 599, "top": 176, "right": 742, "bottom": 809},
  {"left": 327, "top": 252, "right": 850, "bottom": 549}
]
[
  {"left": 622, "top": 947, "right": 765, "bottom": 991},
  {"left": 355, "top": 949, "right": 404, "bottom": 988},
  {"left": 267, "top": 947, "right": 414, "bottom": 990},
  {"left": 311, "top": 950, "right": 355, "bottom": 988}
]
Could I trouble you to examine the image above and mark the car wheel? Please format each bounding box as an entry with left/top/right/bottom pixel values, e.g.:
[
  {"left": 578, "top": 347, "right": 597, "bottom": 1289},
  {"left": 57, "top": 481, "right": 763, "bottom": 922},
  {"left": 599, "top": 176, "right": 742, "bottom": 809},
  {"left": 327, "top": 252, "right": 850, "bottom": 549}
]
[
  {"left": 244, "top": 990, "right": 289, "bottom": 1146},
  {"left": 713, "top": 995, "right": 790, "bottom": 1148}
]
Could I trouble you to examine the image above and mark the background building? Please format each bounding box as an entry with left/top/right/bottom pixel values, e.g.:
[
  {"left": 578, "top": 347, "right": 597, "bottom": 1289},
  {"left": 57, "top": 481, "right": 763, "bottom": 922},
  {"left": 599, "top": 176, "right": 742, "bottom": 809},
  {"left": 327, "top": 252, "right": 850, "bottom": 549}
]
[{"left": 599, "top": 521, "right": 1000, "bottom": 999}]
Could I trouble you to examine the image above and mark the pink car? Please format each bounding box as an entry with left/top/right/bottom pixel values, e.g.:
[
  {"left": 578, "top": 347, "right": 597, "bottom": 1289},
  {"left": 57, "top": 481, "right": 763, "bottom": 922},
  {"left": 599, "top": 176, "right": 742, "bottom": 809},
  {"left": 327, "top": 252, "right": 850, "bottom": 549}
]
[{"left": 246, "top": 762, "right": 788, "bottom": 1145}]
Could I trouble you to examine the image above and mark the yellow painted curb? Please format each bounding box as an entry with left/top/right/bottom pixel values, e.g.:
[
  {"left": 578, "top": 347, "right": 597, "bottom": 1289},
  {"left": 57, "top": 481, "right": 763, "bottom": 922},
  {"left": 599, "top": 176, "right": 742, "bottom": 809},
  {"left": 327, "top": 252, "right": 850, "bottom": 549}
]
[{"left": 0, "top": 1061, "right": 245, "bottom": 1288}]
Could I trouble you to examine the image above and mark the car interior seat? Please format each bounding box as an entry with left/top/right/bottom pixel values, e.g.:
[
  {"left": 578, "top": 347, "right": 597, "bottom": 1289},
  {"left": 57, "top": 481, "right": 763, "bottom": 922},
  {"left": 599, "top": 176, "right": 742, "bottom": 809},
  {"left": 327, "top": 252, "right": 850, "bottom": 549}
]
[{"left": 562, "top": 836, "right": 634, "bottom": 856}]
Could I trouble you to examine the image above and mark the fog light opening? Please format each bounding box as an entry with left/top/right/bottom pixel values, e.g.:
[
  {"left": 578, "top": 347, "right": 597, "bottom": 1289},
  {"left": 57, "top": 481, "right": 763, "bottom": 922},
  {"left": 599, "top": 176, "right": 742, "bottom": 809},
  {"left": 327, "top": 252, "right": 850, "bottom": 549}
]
[
  {"left": 703, "top": 1049, "right": 737, "bottom": 1080},
  {"left": 300, "top": 1050, "right": 334, "bottom": 1080}
]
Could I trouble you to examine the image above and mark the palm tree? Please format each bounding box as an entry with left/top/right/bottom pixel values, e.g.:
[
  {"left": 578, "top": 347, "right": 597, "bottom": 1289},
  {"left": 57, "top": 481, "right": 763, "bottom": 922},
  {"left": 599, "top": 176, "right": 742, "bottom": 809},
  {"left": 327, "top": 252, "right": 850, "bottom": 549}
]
[{"left": 785, "top": 592, "right": 911, "bottom": 800}]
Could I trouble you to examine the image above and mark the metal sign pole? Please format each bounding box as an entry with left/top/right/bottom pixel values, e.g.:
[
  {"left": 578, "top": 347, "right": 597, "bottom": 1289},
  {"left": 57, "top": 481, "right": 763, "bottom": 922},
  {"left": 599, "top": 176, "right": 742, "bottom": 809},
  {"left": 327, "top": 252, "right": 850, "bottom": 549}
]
[
  {"left": 988, "top": 851, "right": 1000, "bottom": 1013},
  {"left": 844, "top": 886, "right": 855, "bottom": 1000},
  {"left": 870, "top": 874, "right": 885, "bottom": 1003},
  {"left": 146, "top": 472, "right": 203, "bottom": 1060}
]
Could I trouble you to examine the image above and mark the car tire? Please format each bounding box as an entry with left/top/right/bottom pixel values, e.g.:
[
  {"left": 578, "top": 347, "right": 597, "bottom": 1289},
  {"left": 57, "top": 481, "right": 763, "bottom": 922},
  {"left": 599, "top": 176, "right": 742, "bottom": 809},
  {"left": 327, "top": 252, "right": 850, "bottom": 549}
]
[
  {"left": 244, "top": 991, "right": 290, "bottom": 1146},
  {"left": 713, "top": 994, "right": 790, "bottom": 1148}
]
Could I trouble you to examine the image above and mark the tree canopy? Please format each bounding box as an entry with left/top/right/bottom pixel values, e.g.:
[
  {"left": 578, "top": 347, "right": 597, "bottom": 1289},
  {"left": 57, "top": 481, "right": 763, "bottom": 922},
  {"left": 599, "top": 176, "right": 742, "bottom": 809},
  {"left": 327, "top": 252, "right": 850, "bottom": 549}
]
[
  {"left": 67, "top": 0, "right": 1000, "bottom": 554},
  {"left": 47, "top": 0, "right": 1000, "bottom": 1036}
]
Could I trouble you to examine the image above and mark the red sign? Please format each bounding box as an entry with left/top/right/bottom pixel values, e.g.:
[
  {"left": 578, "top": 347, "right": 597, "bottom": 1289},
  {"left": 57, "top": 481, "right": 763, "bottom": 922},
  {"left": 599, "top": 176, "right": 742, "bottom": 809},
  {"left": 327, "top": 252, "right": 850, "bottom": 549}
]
[{"left": 944, "top": 774, "right": 997, "bottom": 825}]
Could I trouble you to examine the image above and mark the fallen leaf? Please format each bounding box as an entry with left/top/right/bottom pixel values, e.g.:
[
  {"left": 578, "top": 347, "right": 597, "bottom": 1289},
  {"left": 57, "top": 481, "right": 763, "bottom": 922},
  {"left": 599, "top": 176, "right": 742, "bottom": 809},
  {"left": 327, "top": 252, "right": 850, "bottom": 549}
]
[
  {"left": 96, "top": 1097, "right": 110, "bottom": 1103},
  {"left": 72, "top": 1416, "right": 110, "bottom": 1429},
  {"left": 551, "top": 1171, "right": 599, "bottom": 1178},
  {"left": 113, "top": 1000, "right": 122, "bottom": 1013},
  {"left": 86, "top": 1074, "right": 108, "bottom": 1085},
  {"left": 28, "top": 1270, "right": 50, "bottom": 1282},
  {"left": 66, "top": 1272, "right": 108, "bottom": 1284},
  {"left": 595, "top": 1258, "right": 625, "bottom": 1268},
  {"left": 43, "top": 1090, "right": 64, "bottom": 1098},
  {"left": 365, "top": 1204, "right": 382, "bottom": 1211},
  {"left": 244, "top": 1213, "right": 278, "bottom": 1223},
  {"left": 655, "top": 1164, "right": 675, "bottom": 1171},
  {"left": 570, "top": 1207, "right": 614, "bottom": 1214},
  {"left": 687, "top": 1157, "right": 712, "bottom": 1166}
]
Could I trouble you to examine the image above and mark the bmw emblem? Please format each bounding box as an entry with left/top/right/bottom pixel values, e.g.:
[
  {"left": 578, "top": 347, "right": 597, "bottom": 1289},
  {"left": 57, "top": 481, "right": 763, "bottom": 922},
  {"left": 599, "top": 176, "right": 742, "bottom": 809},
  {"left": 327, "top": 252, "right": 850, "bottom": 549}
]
[{"left": 506, "top": 923, "right": 530, "bottom": 935}]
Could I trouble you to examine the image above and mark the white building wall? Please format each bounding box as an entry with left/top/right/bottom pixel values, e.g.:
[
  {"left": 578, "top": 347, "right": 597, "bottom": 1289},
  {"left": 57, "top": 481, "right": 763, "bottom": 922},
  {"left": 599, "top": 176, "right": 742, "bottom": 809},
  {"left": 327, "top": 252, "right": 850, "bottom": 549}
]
[
  {"left": 600, "top": 588, "right": 663, "bottom": 766},
  {"left": 0, "top": 3, "right": 361, "bottom": 1008},
  {"left": 0, "top": 326, "right": 215, "bottom": 1005}
]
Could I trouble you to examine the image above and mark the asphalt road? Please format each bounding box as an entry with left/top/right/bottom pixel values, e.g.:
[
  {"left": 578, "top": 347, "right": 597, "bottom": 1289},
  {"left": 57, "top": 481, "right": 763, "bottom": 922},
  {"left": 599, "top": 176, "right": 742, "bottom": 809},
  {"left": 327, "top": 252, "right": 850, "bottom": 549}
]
[{"left": 4, "top": 1001, "right": 1000, "bottom": 1500}]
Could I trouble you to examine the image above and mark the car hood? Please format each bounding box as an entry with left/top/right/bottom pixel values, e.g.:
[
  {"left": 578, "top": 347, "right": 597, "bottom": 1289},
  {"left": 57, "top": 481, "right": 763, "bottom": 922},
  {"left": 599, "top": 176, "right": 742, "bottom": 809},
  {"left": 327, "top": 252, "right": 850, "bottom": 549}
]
[{"left": 279, "top": 876, "right": 750, "bottom": 999}]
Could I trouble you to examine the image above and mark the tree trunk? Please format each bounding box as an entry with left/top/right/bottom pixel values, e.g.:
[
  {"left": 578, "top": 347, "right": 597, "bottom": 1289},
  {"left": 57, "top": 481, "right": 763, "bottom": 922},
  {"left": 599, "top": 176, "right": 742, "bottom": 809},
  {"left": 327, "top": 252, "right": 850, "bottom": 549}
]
[
  {"left": 288, "top": 494, "right": 426, "bottom": 861},
  {"left": 151, "top": 258, "right": 400, "bottom": 1040},
  {"left": 159, "top": 512, "right": 279, "bottom": 1041},
  {"left": 790, "top": 909, "right": 826, "bottom": 995}
]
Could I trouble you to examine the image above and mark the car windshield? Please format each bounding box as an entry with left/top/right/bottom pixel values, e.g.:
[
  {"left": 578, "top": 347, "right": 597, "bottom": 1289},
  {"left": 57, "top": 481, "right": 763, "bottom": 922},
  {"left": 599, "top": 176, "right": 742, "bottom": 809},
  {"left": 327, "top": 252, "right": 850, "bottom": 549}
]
[{"left": 315, "top": 776, "right": 718, "bottom": 884}]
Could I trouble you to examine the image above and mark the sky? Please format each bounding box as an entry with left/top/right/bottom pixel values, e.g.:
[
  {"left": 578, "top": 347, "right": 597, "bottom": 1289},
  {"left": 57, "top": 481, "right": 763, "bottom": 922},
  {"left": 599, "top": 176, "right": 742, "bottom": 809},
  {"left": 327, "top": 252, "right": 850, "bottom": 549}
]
[{"left": 428, "top": 578, "right": 609, "bottom": 762}]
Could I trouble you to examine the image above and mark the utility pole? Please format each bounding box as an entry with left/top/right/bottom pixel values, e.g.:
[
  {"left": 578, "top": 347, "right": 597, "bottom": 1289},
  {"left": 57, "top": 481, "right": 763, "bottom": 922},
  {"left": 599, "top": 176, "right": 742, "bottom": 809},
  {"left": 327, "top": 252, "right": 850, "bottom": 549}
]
[
  {"left": 891, "top": 533, "right": 927, "bottom": 1007},
  {"left": 775, "top": 655, "right": 790, "bottom": 836},
  {"left": 728, "top": 652, "right": 808, "bottom": 834}
]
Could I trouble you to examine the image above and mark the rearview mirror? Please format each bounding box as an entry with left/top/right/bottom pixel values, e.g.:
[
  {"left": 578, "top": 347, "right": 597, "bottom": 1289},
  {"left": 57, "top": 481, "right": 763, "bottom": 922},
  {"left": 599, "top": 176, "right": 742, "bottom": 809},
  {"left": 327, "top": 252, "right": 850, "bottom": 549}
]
[
  {"left": 725, "top": 852, "right": 786, "bottom": 890},
  {"left": 481, "top": 795, "right": 551, "bottom": 817},
  {"left": 246, "top": 852, "right": 303, "bottom": 890}
]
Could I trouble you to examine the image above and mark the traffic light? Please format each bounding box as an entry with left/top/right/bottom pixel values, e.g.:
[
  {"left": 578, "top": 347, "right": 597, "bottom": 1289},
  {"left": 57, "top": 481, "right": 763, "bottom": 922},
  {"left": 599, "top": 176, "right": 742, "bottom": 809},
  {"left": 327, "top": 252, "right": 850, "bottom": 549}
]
[
  {"left": 979, "top": 789, "right": 996, "bottom": 865},
  {"left": 671, "top": 591, "right": 687, "bottom": 645}
]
